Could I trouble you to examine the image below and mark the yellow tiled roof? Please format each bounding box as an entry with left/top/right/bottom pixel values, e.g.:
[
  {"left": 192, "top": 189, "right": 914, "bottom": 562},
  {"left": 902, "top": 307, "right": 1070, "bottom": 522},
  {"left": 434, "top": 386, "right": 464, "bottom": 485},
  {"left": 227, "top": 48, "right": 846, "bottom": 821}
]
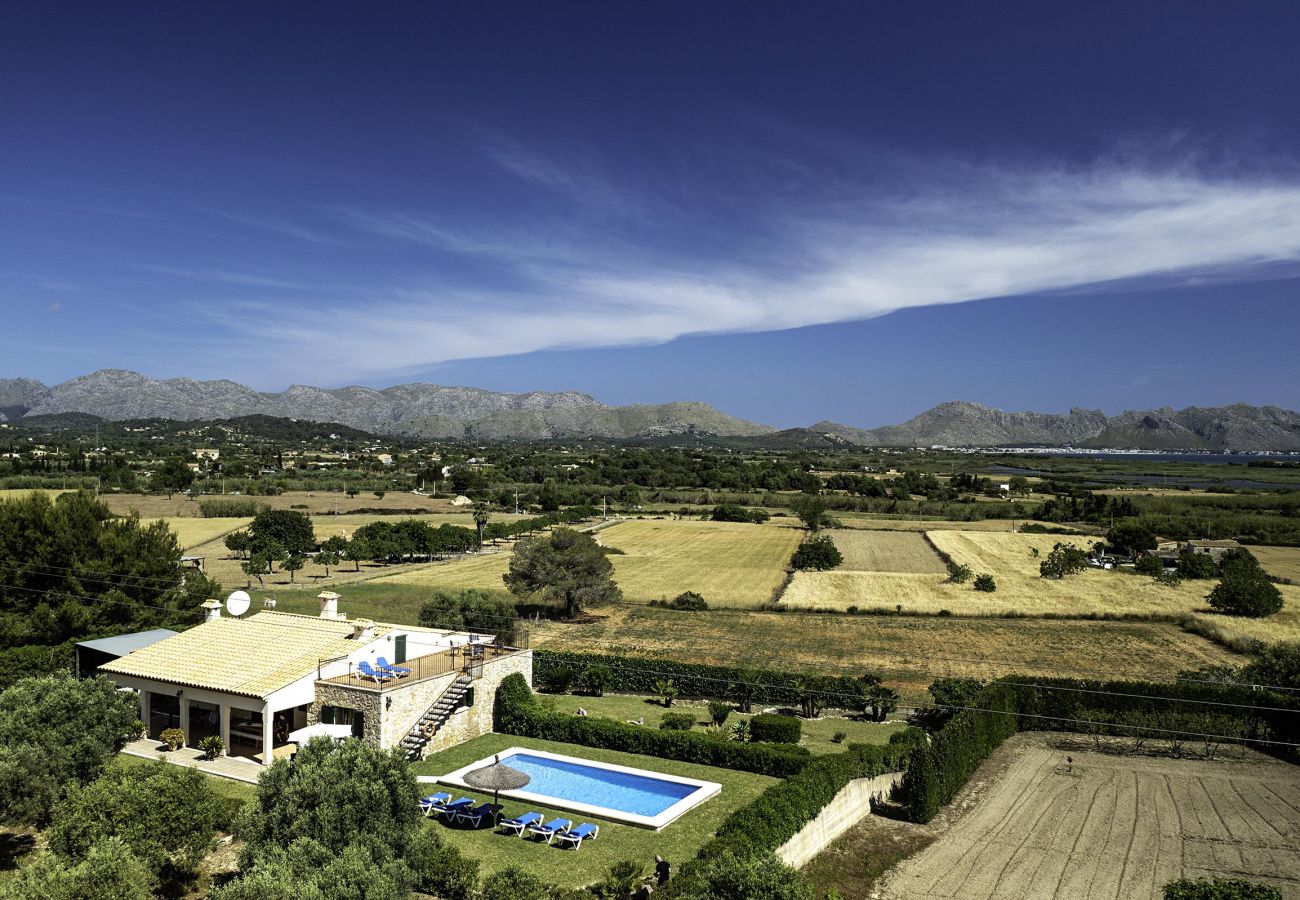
[{"left": 99, "top": 612, "right": 392, "bottom": 699}]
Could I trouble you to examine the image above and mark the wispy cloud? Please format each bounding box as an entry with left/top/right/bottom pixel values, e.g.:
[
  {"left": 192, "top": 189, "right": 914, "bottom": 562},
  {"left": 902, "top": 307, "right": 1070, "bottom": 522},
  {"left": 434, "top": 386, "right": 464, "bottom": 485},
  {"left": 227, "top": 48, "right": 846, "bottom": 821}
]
[{"left": 194, "top": 161, "right": 1300, "bottom": 386}]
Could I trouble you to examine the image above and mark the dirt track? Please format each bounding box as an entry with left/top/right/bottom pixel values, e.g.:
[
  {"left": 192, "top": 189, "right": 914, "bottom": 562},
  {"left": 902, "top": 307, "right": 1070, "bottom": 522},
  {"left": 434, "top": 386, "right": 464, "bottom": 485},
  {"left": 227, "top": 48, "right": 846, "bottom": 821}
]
[{"left": 877, "top": 734, "right": 1300, "bottom": 899}]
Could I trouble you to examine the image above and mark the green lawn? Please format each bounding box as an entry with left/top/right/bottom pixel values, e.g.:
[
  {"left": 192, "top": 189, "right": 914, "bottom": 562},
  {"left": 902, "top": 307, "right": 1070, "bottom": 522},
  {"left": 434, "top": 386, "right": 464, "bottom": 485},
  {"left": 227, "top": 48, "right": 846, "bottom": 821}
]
[
  {"left": 542, "top": 693, "right": 905, "bottom": 754},
  {"left": 410, "top": 734, "right": 778, "bottom": 890}
]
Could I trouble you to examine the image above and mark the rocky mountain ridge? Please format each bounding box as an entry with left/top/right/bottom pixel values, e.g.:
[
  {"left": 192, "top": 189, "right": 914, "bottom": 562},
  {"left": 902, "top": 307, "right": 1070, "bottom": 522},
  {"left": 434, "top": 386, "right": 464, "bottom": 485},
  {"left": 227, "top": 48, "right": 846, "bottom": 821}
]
[
  {"left": 0, "top": 370, "right": 772, "bottom": 441},
  {"left": 2, "top": 372, "right": 1298, "bottom": 449}
]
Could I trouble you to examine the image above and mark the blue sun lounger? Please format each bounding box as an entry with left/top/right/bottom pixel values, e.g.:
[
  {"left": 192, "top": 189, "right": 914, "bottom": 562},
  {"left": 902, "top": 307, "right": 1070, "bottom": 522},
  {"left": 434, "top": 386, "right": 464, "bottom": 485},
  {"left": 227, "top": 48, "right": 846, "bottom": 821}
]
[
  {"left": 498, "top": 811, "right": 543, "bottom": 836},
  {"left": 418, "top": 792, "right": 451, "bottom": 816},
  {"left": 554, "top": 823, "right": 599, "bottom": 850},
  {"left": 454, "top": 802, "right": 502, "bottom": 828},
  {"left": 527, "top": 817, "right": 572, "bottom": 843},
  {"left": 437, "top": 797, "right": 475, "bottom": 821},
  {"left": 376, "top": 656, "right": 411, "bottom": 677},
  {"left": 357, "top": 660, "right": 393, "bottom": 683}
]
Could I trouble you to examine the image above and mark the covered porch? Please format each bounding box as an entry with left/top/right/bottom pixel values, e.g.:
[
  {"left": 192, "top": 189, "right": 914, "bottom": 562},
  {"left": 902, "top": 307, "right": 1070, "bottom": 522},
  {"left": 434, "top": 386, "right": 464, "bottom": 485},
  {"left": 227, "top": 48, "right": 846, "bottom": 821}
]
[{"left": 135, "top": 683, "right": 307, "bottom": 766}]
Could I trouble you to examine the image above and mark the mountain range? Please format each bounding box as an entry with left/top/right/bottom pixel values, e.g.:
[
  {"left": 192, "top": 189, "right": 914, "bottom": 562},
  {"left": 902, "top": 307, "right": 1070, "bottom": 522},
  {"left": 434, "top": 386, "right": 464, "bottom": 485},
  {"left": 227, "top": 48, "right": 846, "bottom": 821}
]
[{"left": 2, "top": 371, "right": 1299, "bottom": 451}]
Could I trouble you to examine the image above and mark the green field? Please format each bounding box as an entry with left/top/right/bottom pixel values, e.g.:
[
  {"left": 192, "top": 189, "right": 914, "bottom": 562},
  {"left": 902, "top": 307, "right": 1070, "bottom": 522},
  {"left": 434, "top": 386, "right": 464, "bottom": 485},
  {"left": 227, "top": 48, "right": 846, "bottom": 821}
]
[
  {"left": 543, "top": 693, "right": 905, "bottom": 752},
  {"left": 411, "top": 733, "right": 776, "bottom": 889}
]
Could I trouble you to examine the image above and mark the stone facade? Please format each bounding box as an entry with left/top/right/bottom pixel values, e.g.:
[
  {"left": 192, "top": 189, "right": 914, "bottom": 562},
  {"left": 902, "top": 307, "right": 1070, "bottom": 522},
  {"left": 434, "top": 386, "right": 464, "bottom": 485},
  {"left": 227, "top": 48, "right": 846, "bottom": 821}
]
[
  {"left": 775, "top": 771, "right": 904, "bottom": 869},
  {"left": 420, "top": 651, "right": 532, "bottom": 757},
  {"left": 307, "top": 650, "right": 533, "bottom": 756}
]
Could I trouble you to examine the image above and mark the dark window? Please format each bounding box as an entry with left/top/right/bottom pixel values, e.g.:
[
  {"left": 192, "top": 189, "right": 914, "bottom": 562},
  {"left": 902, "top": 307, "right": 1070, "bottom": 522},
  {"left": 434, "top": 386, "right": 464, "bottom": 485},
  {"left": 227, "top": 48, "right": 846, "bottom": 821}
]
[{"left": 394, "top": 634, "right": 407, "bottom": 664}]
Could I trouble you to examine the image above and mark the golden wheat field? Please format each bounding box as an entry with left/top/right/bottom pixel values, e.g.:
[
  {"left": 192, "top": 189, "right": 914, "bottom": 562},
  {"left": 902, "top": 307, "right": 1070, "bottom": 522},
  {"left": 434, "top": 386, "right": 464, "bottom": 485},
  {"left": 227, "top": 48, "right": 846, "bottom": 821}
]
[
  {"left": 831, "top": 513, "right": 1078, "bottom": 533},
  {"left": 0, "top": 488, "right": 70, "bottom": 502},
  {"left": 1252, "top": 545, "right": 1300, "bottom": 582},
  {"left": 145, "top": 517, "right": 253, "bottom": 550},
  {"left": 830, "top": 530, "right": 947, "bottom": 573},
  {"left": 378, "top": 518, "right": 801, "bottom": 606},
  {"left": 780, "top": 530, "right": 1300, "bottom": 643}
]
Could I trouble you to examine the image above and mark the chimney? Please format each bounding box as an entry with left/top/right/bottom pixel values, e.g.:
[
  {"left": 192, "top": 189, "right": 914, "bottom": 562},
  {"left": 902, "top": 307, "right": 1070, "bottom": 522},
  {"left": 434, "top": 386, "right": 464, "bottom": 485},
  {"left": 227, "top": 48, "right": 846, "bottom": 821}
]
[
  {"left": 351, "top": 618, "right": 375, "bottom": 641},
  {"left": 317, "top": 591, "right": 341, "bottom": 619},
  {"left": 201, "top": 598, "right": 222, "bottom": 623}
]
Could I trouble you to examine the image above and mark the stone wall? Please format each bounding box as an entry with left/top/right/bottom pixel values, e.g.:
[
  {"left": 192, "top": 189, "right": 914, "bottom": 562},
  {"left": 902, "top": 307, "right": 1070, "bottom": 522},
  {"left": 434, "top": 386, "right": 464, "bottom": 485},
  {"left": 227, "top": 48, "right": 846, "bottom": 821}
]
[
  {"left": 420, "top": 651, "right": 532, "bottom": 757},
  {"left": 775, "top": 771, "right": 904, "bottom": 869}
]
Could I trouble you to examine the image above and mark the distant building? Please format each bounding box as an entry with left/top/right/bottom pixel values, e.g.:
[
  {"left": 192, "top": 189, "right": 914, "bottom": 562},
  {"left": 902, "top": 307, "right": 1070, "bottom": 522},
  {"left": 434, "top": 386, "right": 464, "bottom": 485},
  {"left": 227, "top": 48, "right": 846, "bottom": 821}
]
[
  {"left": 450, "top": 495, "right": 473, "bottom": 506},
  {"left": 193, "top": 448, "right": 220, "bottom": 461},
  {"left": 1186, "top": 539, "right": 1241, "bottom": 559}
]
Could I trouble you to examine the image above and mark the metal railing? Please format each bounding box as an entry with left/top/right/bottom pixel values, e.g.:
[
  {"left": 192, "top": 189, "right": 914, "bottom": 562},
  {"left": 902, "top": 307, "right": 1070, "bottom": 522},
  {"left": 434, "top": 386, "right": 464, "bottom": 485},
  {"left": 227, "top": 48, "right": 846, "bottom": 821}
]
[{"left": 318, "top": 644, "right": 524, "bottom": 692}]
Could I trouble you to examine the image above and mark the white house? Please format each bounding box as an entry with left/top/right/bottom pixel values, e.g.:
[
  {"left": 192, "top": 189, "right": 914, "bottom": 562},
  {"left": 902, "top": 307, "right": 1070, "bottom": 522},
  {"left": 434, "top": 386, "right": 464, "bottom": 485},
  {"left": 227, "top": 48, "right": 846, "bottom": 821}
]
[{"left": 99, "top": 592, "right": 530, "bottom": 766}]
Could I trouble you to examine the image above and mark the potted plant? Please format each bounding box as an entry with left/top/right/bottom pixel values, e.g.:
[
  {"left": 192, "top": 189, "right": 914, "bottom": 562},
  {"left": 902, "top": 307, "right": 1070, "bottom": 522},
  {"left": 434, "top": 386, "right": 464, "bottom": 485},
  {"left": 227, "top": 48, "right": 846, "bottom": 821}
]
[{"left": 160, "top": 728, "right": 186, "bottom": 751}]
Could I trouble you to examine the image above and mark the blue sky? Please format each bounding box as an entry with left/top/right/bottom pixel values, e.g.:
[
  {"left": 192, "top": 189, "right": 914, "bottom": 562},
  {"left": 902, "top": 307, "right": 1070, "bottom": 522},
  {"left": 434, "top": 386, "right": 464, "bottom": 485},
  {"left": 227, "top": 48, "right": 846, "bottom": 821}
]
[{"left": 2, "top": 2, "right": 1299, "bottom": 427}]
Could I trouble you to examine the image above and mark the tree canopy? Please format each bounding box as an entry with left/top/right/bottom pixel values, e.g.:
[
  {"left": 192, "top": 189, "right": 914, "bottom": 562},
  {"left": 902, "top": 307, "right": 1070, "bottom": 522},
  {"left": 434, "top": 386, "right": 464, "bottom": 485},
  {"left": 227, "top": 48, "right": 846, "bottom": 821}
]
[
  {"left": 248, "top": 509, "right": 316, "bottom": 556},
  {"left": 504, "top": 528, "right": 622, "bottom": 618},
  {"left": 418, "top": 589, "right": 518, "bottom": 644},
  {"left": 0, "top": 675, "right": 138, "bottom": 825},
  {"left": 0, "top": 491, "right": 217, "bottom": 648}
]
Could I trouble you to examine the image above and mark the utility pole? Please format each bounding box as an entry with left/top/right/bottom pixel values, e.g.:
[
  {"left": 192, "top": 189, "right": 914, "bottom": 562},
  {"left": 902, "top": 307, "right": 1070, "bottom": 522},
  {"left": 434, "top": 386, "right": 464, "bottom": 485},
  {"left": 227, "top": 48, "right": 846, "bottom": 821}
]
[
  {"left": 514, "top": 488, "right": 520, "bottom": 515},
  {"left": 602, "top": 495, "right": 607, "bottom": 520}
]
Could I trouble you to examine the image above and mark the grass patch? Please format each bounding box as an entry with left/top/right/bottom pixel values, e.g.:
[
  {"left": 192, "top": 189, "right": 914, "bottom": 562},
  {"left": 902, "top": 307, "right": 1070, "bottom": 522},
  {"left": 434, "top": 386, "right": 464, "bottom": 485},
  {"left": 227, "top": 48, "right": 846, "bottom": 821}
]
[
  {"left": 143, "top": 516, "right": 252, "bottom": 550},
  {"left": 802, "top": 817, "right": 935, "bottom": 900},
  {"left": 411, "top": 734, "right": 777, "bottom": 890},
  {"left": 541, "top": 693, "right": 904, "bottom": 753},
  {"left": 829, "top": 530, "right": 947, "bottom": 574}
]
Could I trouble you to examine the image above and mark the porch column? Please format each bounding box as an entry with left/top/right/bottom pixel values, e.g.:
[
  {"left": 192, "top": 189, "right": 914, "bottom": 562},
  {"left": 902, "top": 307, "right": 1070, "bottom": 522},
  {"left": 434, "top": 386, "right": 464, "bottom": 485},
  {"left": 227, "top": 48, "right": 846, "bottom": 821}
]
[
  {"left": 261, "top": 701, "right": 273, "bottom": 766},
  {"left": 178, "top": 694, "right": 190, "bottom": 744},
  {"left": 219, "top": 703, "right": 231, "bottom": 751},
  {"left": 138, "top": 690, "right": 149, "bottom": 730}
]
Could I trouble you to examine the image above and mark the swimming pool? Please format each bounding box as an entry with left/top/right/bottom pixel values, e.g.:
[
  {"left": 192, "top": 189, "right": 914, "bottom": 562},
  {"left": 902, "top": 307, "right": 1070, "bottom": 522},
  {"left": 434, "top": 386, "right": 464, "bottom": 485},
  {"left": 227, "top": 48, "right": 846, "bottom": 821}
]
[{"left": 438, "top": 747, "right": 721, "bottom": 829}]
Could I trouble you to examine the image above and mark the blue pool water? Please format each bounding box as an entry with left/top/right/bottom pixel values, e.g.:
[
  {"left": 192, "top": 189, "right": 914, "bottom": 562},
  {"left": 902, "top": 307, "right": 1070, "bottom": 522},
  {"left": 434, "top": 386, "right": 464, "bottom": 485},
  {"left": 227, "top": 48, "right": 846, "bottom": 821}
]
[{"left": 500, "top": 752, "right": 696, "bottom": 817}]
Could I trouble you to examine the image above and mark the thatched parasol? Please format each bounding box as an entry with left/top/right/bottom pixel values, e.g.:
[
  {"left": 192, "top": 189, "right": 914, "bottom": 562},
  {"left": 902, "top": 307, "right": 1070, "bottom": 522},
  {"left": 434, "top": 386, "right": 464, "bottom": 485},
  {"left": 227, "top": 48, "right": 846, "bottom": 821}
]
[{"left": 463, "top": 754, "right": 530, "bottom": 806}]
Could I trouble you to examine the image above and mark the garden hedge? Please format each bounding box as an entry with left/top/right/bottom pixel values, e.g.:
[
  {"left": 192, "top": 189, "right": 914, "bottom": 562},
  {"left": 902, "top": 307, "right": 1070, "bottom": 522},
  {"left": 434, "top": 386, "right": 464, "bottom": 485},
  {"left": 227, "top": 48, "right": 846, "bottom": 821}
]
[
  {"left": 900, "top": 676, "right": 1300, "bottom": 823},
  {"left": 494, "top": 674, "right": 811, "bottom": 778},
  {"left": 532, "top": 650, "right": 871, "bottom": 708},
  {"left": 1163, "top": 879, "right": 1282, "bottom": 899},
  {"left": 749, "top": 713, "right": 802, "bottom": 744}
]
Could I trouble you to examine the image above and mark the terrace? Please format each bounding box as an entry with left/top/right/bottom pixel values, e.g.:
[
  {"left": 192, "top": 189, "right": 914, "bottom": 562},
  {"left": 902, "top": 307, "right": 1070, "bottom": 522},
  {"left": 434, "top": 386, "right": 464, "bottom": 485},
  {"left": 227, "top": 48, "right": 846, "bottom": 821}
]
[{"left": 318, "top": 641, "right": 528, "bottom": 690}]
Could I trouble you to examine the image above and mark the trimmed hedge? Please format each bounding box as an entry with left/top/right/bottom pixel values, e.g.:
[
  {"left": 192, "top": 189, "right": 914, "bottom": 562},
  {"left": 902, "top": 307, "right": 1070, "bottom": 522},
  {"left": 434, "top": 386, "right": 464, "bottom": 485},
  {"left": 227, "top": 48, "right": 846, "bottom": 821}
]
[
  {"left": 494, "top": 674, "right": 810, "bottom": 778},
  {"left": 750, "top": 713, "right": 801, "bottom": 744},
  {"left": 532, "top": 650, "right": 869, "bottom": 708},
  {"left": 900, "top": 675, "right": 1300, "bottom": 823},
  {"left": 662, "top": 742, "right": 910, "bottom": 898},
  {"left": 1164, "top": 879, "right": 1282, "bottom": 899}
]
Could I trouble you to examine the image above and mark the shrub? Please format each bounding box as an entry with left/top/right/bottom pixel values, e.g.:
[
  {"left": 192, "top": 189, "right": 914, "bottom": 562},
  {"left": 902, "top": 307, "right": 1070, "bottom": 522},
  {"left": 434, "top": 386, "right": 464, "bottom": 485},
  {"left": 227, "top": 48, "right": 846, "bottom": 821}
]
[
  {"left": 599, "top": 860, "right": 648, "bottom": 899},
  {"left": 47, "top": 759, "right": 221, "bottom": 882},
  {"left": 655, "top": 678, "right": 679, "bottom": 707},
  {"left": 1207, "top": 566, "right": 1284, "bottom": 617},
  {"left": 1155, "top": 568, "right": 1183, "bottom": 586},
  {"left": 0, "top": 675, "right": 139, "bottom": 825},
  {"left": 945, "top": 561, "right": 972, "bottom": 583},
  {"left": 670, "top": 590, "right": 708, "bottom": 611},
  {"left": 578, "top": 664, "right": 612, "bottom": 696},
  {"left": 708, "top": 701, "right": 732, "bottom": 726},
  {"left": 887, "top": 726, "right": 928, "bottom": 748},
  {"left": 494, "top": 675, "right": 810, "bottom": 778},
  {"left": 198, "top": 734, "right": 225, "bottom": 760},
  {"left": 1163, "top": 878, "right": 1282, "bottom": 899},
  {"left": 660, "top": 712, "right": 696, "bottom": 731},
  {"left": 973, "top": 573, "right": 997, "bottom": 592},
  {"left": 160, "top": 728, "right": 186, "bottom": 751},
  {"left": 790, "top": 535, "right": 843, "bottom": 571},
  {"left": 1242, "top": 642, "right": 1300, "bottom": 690},
  {"left": 711, "top": 503, "right": 770, "bottom": 524},
  {"left": 750, "top": 713, "right": 802, "bottom": 744},
  {"left": 1177, "top": 551, "right": 1221, "bottom": 580},
  {"left": 481, "top": 866, "right": 552, "bottom": 900},
  {"left": 539, "top": 665, "right": 574, "bottom": 694},
  {"left": 1, "top": 837, "right": 155, "bottom": 900},
  {"left": 1135, "top": 554, "right": 1165, "bottom": 576},
  {"left": 1039, "top": 542, "right": 1089, "bottom": 579},
  {"left": 831, "top": 730, "right": 847, "bottom": 744}
]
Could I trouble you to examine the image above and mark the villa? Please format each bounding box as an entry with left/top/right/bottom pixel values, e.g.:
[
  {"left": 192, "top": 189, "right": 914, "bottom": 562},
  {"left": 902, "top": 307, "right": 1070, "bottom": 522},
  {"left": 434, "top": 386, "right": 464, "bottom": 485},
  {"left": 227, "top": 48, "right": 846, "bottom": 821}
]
[{"left": 96, "top": 591, "right": 531, "bottom": 767}]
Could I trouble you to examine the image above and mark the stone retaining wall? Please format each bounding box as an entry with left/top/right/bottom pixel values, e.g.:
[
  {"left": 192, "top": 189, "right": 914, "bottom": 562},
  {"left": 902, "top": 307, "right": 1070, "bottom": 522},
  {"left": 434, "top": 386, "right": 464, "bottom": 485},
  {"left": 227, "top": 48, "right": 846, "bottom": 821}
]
[{"left": 775, "top": 771, "right": 904, "bottom": 869}]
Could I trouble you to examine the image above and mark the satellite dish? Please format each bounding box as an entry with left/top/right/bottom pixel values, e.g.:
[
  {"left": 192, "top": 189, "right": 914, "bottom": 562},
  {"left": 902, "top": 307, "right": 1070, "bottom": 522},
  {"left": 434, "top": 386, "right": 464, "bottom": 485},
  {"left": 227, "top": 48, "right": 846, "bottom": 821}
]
[{"left": 226, "top": 590, "right": 251, "bottom": 617}]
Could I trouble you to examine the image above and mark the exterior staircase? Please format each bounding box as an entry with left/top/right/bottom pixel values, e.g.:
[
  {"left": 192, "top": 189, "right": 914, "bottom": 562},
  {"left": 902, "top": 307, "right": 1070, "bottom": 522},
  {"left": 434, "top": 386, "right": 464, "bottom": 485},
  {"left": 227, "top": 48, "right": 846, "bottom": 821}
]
[{"left": 400, "top": 674, "right": 472, "bottom": 760}]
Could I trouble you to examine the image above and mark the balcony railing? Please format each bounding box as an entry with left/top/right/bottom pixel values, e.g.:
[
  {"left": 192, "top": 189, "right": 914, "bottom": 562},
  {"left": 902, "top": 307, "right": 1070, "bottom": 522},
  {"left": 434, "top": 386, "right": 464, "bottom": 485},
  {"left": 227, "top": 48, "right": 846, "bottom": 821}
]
[{"left": 318, "top": 643, "right": 524, "bottom": 691}]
